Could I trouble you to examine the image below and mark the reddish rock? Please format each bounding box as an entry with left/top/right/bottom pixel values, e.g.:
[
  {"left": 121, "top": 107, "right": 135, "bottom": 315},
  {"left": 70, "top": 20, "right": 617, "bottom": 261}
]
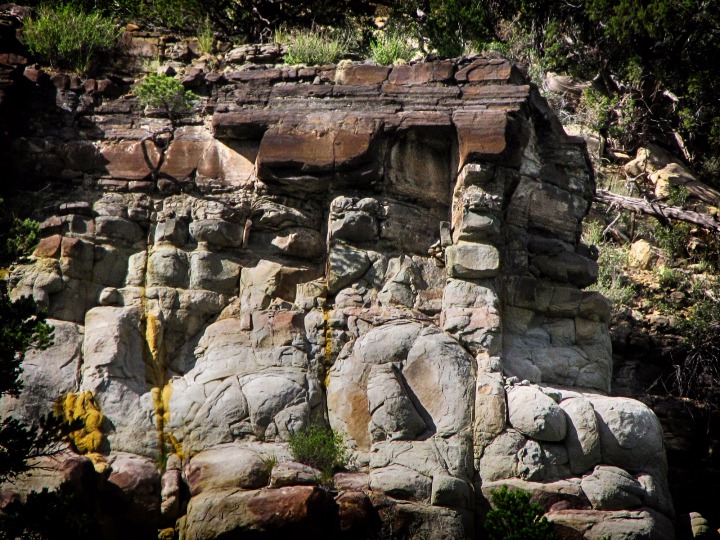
[
  {"left": 455, "top": 58, "right": 523, "bottom": 84},
  {"left": 97, "top": 141, "right": 161, "bottom": 180},
  {"left": 388, "top": 61, "right": 455, "bottom": 85},
  {"left": 226, "top": 69, "right": 282, "bottom": 82},
  {"left": 159, "top": 139, "right": 212, "bottom": 180},
  {"left": 34, "top": 235, "right": 62, "bottom": 258},
  {"left": 453, "top": 109, "right": 529, "bottom": 167},
  {"left": 337, "top": 490, "right": 380, "bottom": 539},
  {"left": 107, "top": 453, "right": 161, "bottom": 526},
  {"left": 212, "top": 110, "right": 282, "bottom": 140},
  {"left": 0, "top": 53, "right": 27, "bottom": 66},
  {"left": 23, "top": 66, "right": 46, "bottom": 84},
  {"left": 335, "top": 64, "right": 390, "bottom": 85},
  {"left": 256, "top": 115, "right": 377, "bottom": 178},
  {"left": 63, "top": 141, "right": 97, "bottom": 171},
  {"left": 51, "top": 73, "right": 70, "bottom": 90},
  {"left": 183, "top": 486, "right": 338, "bottom": 539},
  {"left": 83, "top": 79, "right": 97, "bottom": 93}
]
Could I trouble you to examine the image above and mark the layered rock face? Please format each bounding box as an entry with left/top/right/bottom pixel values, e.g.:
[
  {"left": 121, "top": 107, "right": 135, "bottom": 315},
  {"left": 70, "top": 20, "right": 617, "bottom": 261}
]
[{"left": 1, "top": 48, "right": 674, "bottom": 538}]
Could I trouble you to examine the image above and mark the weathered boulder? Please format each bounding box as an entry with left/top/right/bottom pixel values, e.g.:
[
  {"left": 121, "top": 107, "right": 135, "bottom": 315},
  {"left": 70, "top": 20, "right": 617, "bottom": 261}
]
[
  {"left": 560, "top": 397, "right": 601, "bottom": 475},
  {"left": 507, "top": 385, "right": 567, "bottom": 442}
]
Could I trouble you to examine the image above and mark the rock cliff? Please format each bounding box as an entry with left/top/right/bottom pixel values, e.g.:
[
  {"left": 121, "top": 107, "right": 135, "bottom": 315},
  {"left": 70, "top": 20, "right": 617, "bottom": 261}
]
[{"left": 0, "top": 20, "right": 675, "bottom": 539}]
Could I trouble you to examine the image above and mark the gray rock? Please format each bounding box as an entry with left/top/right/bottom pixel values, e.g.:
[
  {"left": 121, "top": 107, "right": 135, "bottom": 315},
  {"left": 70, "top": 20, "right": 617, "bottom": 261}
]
[
  {"left": 184, "top": 444, "right": 270, "bottom": 495},
  {"left": 369, "top": 465, "right": 432, "bottom": 502},
  {"left": 188, "top": 250, "right": 240, "bottom": 294},
  {"left": 268, "top": 461, "right": 321, "bottom": 488},
  {"left": 95, "top": 215, "right": 145, "bottom": 244},
  {"left": 190, "top": 219, "right": 243, "bottom": 247},
  {"left": 560, "top": 396, "right": 601, "bottom": 475},
  {"left": 581, "top": 465, "right": 646, "bottom": 510},
  {"left": 154, "top": 218, "right": 189, "bottom": 246},
  {"left": 367, "top": 363, "right": 428, "bottom": 442},
  {"left": 445, "top": 244, "right": 500, "bottom": 279},
  {"left": 330, "top": 211, "right": 378, "bottom": 242},
  {"left": 507, "top": 385, "right": 567, "bottom": 442},
  {"left": 327, "top": 242, "right": 371, "bottom": 293},
  {"left": 590, "top": 396, "right": 666, "bottom": 472},
  {"left": 431, "top": 475, "right": 471, "bottom": 508},
  {"left": 547, "top": 507, "right": 675, "bottom": 540},
  {"left": 473, "top": 373, "right": 506, "bottom": 454},
  {"left": 0, "top": 320, "right": 83, "bottom": 421},
  {"left": 147, "top": 246, "right": 189, "bottom": 288},
  {"left": 479, "top": 429, "right": 527, "bottom": 482}
]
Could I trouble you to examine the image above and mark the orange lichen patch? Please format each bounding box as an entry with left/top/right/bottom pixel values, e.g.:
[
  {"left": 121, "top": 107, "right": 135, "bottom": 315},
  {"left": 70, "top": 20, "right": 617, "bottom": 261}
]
[{"left": 56, "top": 391, "right": 105, "bottom": 455}]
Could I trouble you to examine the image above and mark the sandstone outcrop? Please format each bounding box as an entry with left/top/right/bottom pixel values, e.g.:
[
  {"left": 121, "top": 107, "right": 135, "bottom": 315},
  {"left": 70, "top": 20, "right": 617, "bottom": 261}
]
[{"left": 0, "top": 21, "right": 674, "bottom": 538}]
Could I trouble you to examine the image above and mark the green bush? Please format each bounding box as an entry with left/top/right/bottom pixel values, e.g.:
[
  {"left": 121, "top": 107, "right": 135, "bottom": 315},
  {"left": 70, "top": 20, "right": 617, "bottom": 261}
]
[
  {"left": 0, "top": 199, "right": 40, "bottom": 265},
  {"left": 390, "top": 0, "right": 490, "bottom": 58},
  {"left": 370, "top": 30, "right": 416, "bottom": 65},
  {"left": 288, "top": 425, "right": 347, "bottom": 480},
  {"left": 654, "top": 223, "right": 691, "bottom": 261},
  {"left": 484, "top": 486, "right": 555, "bottom": 540},
  {"left": 135, "top": 73, "right": 198, "bottom": 120},
  {"left": 22, "top": 5, "right": 120, "bottom": 74},
  {"left": 281, "top": 29, "right": 349, "bottom": 65}
]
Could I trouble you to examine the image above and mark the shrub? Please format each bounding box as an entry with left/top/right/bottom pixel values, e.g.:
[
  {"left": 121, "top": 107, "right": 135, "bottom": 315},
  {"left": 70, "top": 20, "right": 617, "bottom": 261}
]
[
  {"left": 135, "top": 74, "right": 198, "bottom": 120},
  {"left": 22, "top": 5, "right": 120, "bottom": 74},
  {"left": 288, "top": 425, "right": 347, "bottom": 481},
  {"left": 0, "top": 199, "right": 40, "bottom": 265},
  {"left": 484, "top": 486, "right": 555, "bottom": 540},
  {"left": 670, "top": 279, "right": 720, "bottom": 402},
  {"left": 654, "top": 222, "right": 691, "bottom": 260},
  {"left": 370, "top": 30, "right": 416, "bottom": 65},
  {"left": 281, "top": 28, "right": 349, "bottom": 65}
]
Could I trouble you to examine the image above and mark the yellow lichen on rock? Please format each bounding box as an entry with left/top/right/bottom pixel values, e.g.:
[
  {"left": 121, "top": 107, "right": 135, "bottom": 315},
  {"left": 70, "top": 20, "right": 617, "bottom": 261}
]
[
  {"left": 56, "top": 391, "right": 106, "bottom": 455},
  {"left": 323, "top": 307, "right": 332, "bottom": 388}
]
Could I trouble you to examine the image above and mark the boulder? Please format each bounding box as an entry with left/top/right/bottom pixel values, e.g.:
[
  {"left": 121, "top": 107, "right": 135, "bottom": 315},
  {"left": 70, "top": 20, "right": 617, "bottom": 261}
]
[
  {"left": 184, "top": 445, "right": 270, "bottom": 496},
  {"left": 589, "top": 397, "right": 666, "bottom": 472},
  {"left": 182, "top": 486, "right": 338, "bottom": 539},
  {"left": 445, "top": 244, "right": 500, "bottom": 279},
  {"left": 560, "top": 397, "right": 601, "bottom": 475},
  {"left": 507, "top": 385, "right": 567, "bottom": 442},
  {"left": 581, "top": 465, "right": 646, "bottom": 511}
]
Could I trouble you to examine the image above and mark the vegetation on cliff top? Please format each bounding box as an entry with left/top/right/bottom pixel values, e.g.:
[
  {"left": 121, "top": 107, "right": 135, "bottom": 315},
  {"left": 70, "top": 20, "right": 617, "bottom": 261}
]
[{"left": 18, "top": 0, "right": 719, "bottom": 183}]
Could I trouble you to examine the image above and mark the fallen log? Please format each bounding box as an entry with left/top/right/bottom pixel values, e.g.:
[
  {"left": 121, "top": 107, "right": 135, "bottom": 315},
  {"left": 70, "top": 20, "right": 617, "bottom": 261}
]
[{"left": 594, "top": 189, "right": 720, "bottom": 233}]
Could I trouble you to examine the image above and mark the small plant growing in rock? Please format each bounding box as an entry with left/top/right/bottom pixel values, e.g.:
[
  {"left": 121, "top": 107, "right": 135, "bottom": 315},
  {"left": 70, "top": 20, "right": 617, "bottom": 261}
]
[
  {"left": 370, "top": 30, "right": 416, "bottom": 66},
  {"left": 281, "top": 28, "right": 348, "bottom": 65},
  {"left": 135, "top": 73, "right": 198, "bottom": 122},
  {"left": 196, "top": 16, "right": 215, "bottom": 55},
  {"left": 22, "top": 5, "right": 120, "bottom": 74},
  {"left": 484, "top": 486, "right": 555, "bottom": 540},
  {"left": 288, "top": 425, "right": 347, "bottom": 482}
]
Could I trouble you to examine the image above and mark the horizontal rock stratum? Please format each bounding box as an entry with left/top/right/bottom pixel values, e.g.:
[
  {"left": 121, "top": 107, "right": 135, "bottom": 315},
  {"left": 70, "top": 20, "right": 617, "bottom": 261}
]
[{"left": 0, "top": 35, "right": 674, "bottom": 539}]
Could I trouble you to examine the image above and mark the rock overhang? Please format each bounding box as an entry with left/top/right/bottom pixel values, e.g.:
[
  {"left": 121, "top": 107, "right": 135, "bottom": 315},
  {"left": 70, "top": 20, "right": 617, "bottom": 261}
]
[{"left": 0, "top": 45, "right": 676, "bottom": 539}]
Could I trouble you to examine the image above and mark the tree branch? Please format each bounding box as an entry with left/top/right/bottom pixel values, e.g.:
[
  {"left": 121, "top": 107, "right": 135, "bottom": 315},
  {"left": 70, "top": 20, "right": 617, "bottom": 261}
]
[{"left": 594, "top": 189, "right": 720, "bottom": 232}]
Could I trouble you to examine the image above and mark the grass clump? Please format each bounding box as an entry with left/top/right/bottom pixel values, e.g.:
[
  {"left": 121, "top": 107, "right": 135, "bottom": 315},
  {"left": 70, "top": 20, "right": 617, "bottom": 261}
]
[
  {"left": 135, "top": 73, "right": 198, "bottom": 120},
  {"left": 370, "top": 30, "right": 416, "bottom": 65},
  {"left": 582, "top": 221, "right": 635, "bottom": 311},
  {"left": 288, "top": 424, "right": 347, "bottom": 482},
  {"left": 22, "top": 5, "right": 120, "bottom": 74},
  {"left": 281, "top": 28, "right": 348, "bottom": 65},
  {"left": 484, "top": 486, "right": 555, "bottom": 540},
  {"left": 196, "top": 16, "right": 215, "bottom": 55}
]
